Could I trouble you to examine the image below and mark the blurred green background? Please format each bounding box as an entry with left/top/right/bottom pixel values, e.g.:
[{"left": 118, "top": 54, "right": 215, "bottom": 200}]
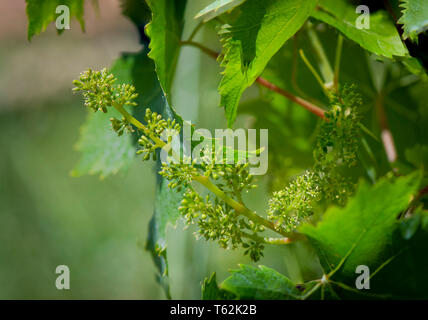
[{"left": 0, "top": 0, "right": 316, "bottom": 299}]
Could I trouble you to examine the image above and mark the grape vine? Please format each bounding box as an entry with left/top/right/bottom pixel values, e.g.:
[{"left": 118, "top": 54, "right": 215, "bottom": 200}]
[{"left": 25, "top": 0, "right": 428, "bottom": 300}]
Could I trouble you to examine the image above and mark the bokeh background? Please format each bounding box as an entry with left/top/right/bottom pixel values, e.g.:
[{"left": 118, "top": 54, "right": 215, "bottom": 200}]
[{"left": 0, "top": 0, "right": 317, "bottom": 299}]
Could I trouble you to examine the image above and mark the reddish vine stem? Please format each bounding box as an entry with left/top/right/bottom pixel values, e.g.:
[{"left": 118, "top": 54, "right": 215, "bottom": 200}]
[
  {"left": 255, "top": 77, "right": 326, "bottom": 119},
  {"left": 181, "top": 40, "right": 327, "bottom": 120},
  {"left": 180, "top": 40, "right": 218, "bottom": 59}
]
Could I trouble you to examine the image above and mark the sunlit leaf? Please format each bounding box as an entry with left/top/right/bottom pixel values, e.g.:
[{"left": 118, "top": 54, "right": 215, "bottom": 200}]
[
  {"left": 220, "top": 265, "right": 301, "bottom": 299},
  {"left": 300, "top": 172, "right": 421, "bottom": 279},
  {"left": 312, "top": 0, "right": 409, "bottom": 59},
  {"left": 145, "top": 0, "right": 187, "bottom": 97},
  {"left": 201, "top": 273, "right": 236, "bottom": 299},
  {"left": 398, "top": 0, "right": 428, "bottom": 42},
  {"left": 219, "top": 0, "right": 317, "bottom": 126}
]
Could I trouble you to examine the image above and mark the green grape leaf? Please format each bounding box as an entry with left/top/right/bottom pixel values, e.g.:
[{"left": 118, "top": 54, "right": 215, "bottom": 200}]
[
  {"left": 71, "top": 109, "right": 136, "bottom": 178},
  {"left": 145, "top": 0, "right": 187, "bottom": 97},
  {"left": 202, "top": 273, "right": 236, "bottom": 300},
  {"left": 318, "top": 211, "right": 428, "bottom": 299},
  {"left": 219, "top": 0, "right": 317, "bottom": 126},
  {"left": 195, "top": 0, "right": 247, "bottom": 22},
  {"left": 398, "top": 0, "right": 428, "bottom": 42},
  {"left": 312, "top": 0, "right": 408, "bottom": 59},
  {"left": 26, "top": 0, "right": 85, "bottom": 40},
  {"left": 220, "top": 265, "right": 301, "bottom": 299},
  {"left": 370, "top": 211, "right": 428, "bottom": 299},
  {"left": 300, "top": 172, "right": 421, "bottom": 280}
]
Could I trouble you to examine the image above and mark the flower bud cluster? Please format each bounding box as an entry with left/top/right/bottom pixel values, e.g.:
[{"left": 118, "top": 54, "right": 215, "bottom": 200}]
[
  {"left": 268, "top": 86, "right": 361, "bottom": 231},
  {"left": 267, "top": 171, "right": 320, "bottom": 232},
  {"left": 314, "top": 85, "right": 361, "bottom": 169},
  {"left": 203, "top": 162, "right": 257, "bottom": 196},
  {"left": 73, "top": 68, "right": 138, "bottom": 112},
  {"left": 137, "top": 109, "right": 181, "bottom": 161},
  {"left": 179, "top": 188, "right": 264, "bottom": 261}
]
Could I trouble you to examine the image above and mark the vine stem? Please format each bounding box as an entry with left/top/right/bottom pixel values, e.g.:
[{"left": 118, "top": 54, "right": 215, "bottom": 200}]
[
  {"left": 193, "top": 175, "right": 300, "bottom": 240},
  {"left": 187, "top": 22, "right": 204, "bottom": 42},
  {"left": 180, "top": 40, "right": 218, "bottom": 59},
  {"left": 112, "top": 103, "right": 300, "bottom": 242},
  {"left": 113, "top": 102, "right": 164, "bottom": 146},
  {"left": 299, "top": 49, "right": 328, "bottom": 94},
  {"left": 255, "top": 77, "right": 326, "bottom": 119},
  {"left": 263, "top": 237, "right": 295, "bottom": 245},
  {"left": 180, "top": 40, "right": 327, "bottom": 120}
]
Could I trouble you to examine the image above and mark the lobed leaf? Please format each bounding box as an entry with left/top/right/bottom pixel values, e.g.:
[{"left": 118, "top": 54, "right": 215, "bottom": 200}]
[
  {"left": 370, "top": 211, "right": 428, "bottom": 298},
  {"left": 300, "top": 172, "right": 421, "bottom": 279},
  {"left": 220, "top": 265, "right": 301, "bottom": 299},
  {"left": 201, "top": 273, "right": 236, "bottom": 300},
  {"left": 311, "top": 0, "right": 409, "bottom": 59},
  {"left": 72, "top": 109, "right": 136, "bottom": 178},
  {"left": 398, "top": 0, "right": 428, "bottom": 42},
  {"left": 219, "top": 0, "right": 317, "bottom": 126}
]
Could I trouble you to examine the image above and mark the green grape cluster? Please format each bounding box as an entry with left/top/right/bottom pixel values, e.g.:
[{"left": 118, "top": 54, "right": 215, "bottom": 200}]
[
  {"left": 137, "top": 109, "right": 181, "bottom": 161},
  {"left": 267, "top": 171, "right": 321, "bottom": 232},
  {"left": 160, "top": 161, "right": 199, "bottom": 191},
  {"left": 313, "top": 85, "right": 361, "bottom": 203},
  {"left": 161, "top": 160, "right": 265, "bottom": 261},
  {"left": 72, "top": 68, "right": 138, "bottom": 112},
  {"left": 144, "top": 109, "right": 181, "bottom": 137},
  {"left": 180, "top": 189, "right": 242, "bottom": 248},
  {"left": 314, "top": 85, "right": 361, "bottom": 170},
  {"left": 268, "top": 86, "right": 361, "bottom": 231},
  {"left": 160, "top": 153, "right": 264, "bottom": 258},
  {"left": 115, "top": 83, "right": 139, "bottom": 107},
  {"left": 204, "top": 162, "right": 257, "bottom": 195},
  {"left": 179, "top": 188, "right": 265, "bottom": 261}
]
